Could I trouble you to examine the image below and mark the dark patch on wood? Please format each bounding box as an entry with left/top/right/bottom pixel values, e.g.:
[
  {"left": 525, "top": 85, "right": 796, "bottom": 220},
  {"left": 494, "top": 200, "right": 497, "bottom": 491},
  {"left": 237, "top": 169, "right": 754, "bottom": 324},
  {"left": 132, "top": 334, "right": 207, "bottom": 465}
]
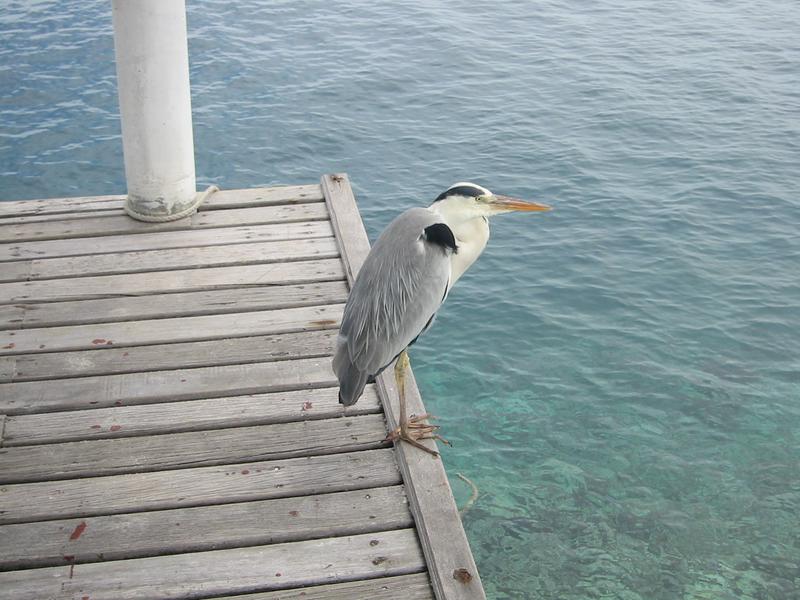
[
  {"left": 453, "top": 568, "right": 473, "bottom": 583},
  {"left": 310, "top": 319, "right": 337, "bottom": 327},
  {"left": 63, "top": 554, "right": 75, "bottom": 578},
  {"left": 69, "top": 521, "right": 87, "bottom": 541},
  {"left": 109, "top": 425, "right": 121, "bottom": 432}
]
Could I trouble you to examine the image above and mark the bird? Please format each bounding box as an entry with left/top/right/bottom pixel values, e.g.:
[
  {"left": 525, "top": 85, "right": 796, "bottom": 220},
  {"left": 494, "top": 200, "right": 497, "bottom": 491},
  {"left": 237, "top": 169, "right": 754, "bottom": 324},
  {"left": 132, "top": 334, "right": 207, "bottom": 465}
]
[{"left": 333, "top": 182, "right": 551, "bottom": 455}]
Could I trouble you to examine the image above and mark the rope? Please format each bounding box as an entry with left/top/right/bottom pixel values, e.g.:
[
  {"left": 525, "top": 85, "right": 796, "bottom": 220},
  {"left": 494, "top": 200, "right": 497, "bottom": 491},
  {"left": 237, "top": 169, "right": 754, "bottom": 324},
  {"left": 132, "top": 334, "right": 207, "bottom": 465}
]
[
  {"left": 124, "top": 185, "right": 220, "bottom": 222},
  {"left": 457, "top": 472, "right": 479, "bottom": 517}
]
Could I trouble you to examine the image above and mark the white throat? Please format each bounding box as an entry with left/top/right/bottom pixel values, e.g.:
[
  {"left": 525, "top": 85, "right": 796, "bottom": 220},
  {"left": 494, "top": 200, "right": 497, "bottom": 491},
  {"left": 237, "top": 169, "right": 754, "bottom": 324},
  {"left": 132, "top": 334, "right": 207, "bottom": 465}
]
[{"left": 429, "top": 199, "right": 490, "bottom": 286}]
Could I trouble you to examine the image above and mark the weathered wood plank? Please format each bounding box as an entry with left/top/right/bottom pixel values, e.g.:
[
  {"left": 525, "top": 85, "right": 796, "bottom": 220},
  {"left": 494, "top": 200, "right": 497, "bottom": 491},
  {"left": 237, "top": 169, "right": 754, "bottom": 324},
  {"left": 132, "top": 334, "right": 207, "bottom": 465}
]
[
  {"left": 0, "top": 203, "right": 329, "bottom": 243},
  {"left": 0, "top": 529, "right": 424, "bottom": 600},
  {"left": 0, "top": 486, "right": 411, "bottom": 570},
  {"left": 0, "top": 281, "right": 349, "bottom": 330},
  {"left": 0, "top": 413, "right": 388, "bottom": 483},
  {"left": 3, "top": 385, "right": 380, "bottom": 446},
  {"left": 0, "top": 194, "right": 124, "bottom": 217},
  {"left": 0, "top": 448, "right": 399, "bottom": 524},
  {"left": 0, "top": 262, "right": 29, "bottom": 283},
  {"left": 0, "top": 185, "right": 324, "bottom": 222},
  {"left": 0, "top": 220, "right": 334, "bottom": 262},
  {"left": 0, "top": 258, "right": 344, "bottom": 304},
  {"left": 1, "top": 237, "right": 338, "bottom": 282},
  {"left": 210, "top": 573, "right": 434, "bottom": 600},
  {"left": 2, "top": 329, "right": 338, "bottom": 382},
  {"left": 0, "top": 356, "right": 338, "bottom": 415},
  {"left": 0, "top": 304, "right": 342, "bottom": 356},
  {"left": 0, "top": 208, "right": 125, "bottom": 225},
  {"left": 0, "top": 185, "right": 322, "bottom": 219},
  {"left": 322, "top": 173, "right": 486, "bottom": 599}
]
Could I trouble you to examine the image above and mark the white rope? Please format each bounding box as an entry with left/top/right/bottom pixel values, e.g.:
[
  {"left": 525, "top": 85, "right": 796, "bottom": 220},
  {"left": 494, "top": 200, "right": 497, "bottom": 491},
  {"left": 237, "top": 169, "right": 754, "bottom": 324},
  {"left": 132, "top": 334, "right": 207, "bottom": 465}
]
[
  {"left": 457, "top": 472, "right": 479, "bottom": 517},
  {"left": 124, "top": 185, "right": 220, "bottom": 222}
]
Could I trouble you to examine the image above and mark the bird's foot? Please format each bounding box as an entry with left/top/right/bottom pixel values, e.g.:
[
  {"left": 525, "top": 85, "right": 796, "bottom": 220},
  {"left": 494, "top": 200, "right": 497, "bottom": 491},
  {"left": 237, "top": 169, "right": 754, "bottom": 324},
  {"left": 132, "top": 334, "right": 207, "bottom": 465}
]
[{"left": 384, "top": 414, "right": 451, "bottom": 456}]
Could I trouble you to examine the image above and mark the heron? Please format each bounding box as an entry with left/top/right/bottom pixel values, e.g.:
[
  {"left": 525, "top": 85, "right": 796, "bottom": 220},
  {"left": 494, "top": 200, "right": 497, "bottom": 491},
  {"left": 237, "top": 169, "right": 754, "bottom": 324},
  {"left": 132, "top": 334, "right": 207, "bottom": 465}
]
[{"left": 333, "top": 182, "right": 551, "bottom": 455}]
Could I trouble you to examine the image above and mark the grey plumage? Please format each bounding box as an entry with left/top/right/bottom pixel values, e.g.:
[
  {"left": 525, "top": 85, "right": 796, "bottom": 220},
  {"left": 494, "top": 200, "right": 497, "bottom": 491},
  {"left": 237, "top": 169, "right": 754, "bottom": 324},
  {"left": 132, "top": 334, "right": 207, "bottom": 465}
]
[
  {"left": 333, "top": 207, "right": 455, "bottom": 406},
  {"left": 332, "top": 182, "right": 550, "bottom": 455}
]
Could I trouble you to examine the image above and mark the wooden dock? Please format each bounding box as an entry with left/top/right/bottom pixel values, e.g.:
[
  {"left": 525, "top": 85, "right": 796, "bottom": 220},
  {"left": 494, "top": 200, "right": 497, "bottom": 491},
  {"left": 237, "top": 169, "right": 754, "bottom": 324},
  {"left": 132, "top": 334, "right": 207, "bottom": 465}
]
[{"left": 0, "top": 174, "right": 484, "bottom": 600}]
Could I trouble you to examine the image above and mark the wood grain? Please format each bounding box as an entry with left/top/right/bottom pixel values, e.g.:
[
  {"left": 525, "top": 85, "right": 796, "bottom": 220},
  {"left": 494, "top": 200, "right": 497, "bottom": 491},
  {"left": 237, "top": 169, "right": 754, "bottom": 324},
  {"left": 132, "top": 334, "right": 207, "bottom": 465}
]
[
  {"left": 0, "top": 203, "right": 329, "bottom": 243},
  {"left": 3, "top": 385, "right": 381, "bottom": 446},
  {"left": 0, "top": 220, "right": 334, "bottom": 262},
  {"left": 0, "top": 281, "right": 349, "bottom": 330},
  {"left": 2, "top": 329, "right": 337, "bottom": 382},
  {"left": 0, "top": 529, "right": 424, "bottom": 600},
  {"left": 1, "top": 236, "right": 339, "bottom": 282},
  {"left": 0, "top": 356, "right": 339, "bottom": 415},
  {"left": 0, "top": 448, "right": 400, "bottom": 524},
  {"left": 0, "top": 414, "right": 389, "bottom": 483},
  {"left": 0, "top": 486, "right": 411, "bottom": 570},
  {"left": 0, "top": 303, "right": 343, "bottom": 357},
  {"left": 209, "top": 573, "right": 434, "bottom": 600},
  {"left": 0, "top": 185, "right": 323, "bottom": 219},
  {"left": 0, "top": 258, "right": 344, "bottom": 304}
]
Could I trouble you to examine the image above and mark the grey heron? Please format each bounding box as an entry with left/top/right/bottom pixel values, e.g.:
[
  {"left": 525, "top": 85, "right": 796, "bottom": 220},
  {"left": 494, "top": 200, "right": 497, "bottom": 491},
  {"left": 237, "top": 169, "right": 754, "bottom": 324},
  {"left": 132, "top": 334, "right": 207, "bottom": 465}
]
[{"left": 333, "top": 182, "right": 551, "bottom": 455}]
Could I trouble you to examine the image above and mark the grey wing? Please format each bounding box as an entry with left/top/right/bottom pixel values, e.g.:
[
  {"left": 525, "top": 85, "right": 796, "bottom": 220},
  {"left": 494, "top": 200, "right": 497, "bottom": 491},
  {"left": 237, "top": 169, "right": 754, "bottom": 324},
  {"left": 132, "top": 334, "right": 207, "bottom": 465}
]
[{"left": 333, "top": 208, "right": 452, "bottom": 405}]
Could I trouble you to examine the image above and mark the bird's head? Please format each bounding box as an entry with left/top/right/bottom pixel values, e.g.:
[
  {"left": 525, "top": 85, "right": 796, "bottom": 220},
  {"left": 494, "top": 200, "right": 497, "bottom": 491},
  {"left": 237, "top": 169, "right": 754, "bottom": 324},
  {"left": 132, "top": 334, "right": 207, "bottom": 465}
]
[{"left": 430, "top": 182, "right": 551, "bottom": 225}]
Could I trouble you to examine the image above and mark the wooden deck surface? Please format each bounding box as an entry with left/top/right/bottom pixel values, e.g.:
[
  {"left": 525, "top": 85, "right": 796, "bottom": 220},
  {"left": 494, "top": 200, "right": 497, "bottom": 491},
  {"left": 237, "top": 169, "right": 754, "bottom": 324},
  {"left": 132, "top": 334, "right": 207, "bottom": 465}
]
[{"left": 0, "top": 175, "right": 484, "bottom": 599}]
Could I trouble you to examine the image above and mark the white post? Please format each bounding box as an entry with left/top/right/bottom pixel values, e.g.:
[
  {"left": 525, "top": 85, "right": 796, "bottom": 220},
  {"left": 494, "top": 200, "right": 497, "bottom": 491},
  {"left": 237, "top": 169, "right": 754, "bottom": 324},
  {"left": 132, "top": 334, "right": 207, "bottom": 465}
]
[{"left": 112, "top": 0, "right": 197, "bottom": 221}]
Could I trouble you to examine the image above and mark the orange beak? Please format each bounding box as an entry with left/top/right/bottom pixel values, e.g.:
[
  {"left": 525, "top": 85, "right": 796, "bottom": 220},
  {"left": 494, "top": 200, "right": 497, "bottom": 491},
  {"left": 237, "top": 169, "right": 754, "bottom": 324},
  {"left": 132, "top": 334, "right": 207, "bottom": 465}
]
[{"left": 489, "top": 195, "right": 552, "bottom": 212}]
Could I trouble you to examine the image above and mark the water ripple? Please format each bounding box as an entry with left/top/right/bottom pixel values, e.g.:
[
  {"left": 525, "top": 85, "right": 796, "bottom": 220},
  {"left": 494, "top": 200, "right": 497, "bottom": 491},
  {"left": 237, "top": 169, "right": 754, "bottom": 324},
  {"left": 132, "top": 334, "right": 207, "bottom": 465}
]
[{"left": 3, "top": 1, "right": 800, "bottom": 597}]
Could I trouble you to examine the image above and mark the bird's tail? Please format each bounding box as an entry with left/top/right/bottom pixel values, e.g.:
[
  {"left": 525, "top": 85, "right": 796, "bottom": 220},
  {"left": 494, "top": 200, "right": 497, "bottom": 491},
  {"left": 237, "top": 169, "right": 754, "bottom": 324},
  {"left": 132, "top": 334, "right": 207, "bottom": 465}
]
[{"left": 332, "top": 345, "right": 369, "bottom": 407}]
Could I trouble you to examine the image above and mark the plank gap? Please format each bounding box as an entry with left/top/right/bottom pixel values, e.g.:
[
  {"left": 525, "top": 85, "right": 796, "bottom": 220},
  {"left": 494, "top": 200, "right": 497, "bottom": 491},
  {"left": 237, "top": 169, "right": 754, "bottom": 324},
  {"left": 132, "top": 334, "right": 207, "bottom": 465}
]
[
  {"left": 0, "top": 529, "right": 425, "bottom": 600},
  {"left": 0, "top": 204, "right": 330, "bottom": 244},
  {"left": 0, "top": 486, "right": 412, "bottom": 571},
  {"left": 0, "top": 258, "right": 345, "bottom": 305},
  {"left": 4, "top": 239, "right": 340, "bottom": 283},
  {"left": 0, "top": 413, "right": 392, "bottom": 484},
  {"left": 0, "top": 221, "right": 335, "bottom": 263},
  {"left": 0, "top": 281, "right": 349, "bottom": 330},
  {"left": 0, "top": 448, "right": 402, "bottom": 525},
  {"left": 3, "top": 385, "right": 382, "bottom": 446}
]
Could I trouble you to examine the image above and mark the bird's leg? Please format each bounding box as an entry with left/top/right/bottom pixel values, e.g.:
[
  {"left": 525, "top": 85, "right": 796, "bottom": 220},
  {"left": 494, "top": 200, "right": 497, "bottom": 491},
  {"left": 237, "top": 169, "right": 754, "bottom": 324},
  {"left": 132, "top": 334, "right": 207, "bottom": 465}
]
[{"left": 384, "top": 350, "right": 449, "bottom": 456}]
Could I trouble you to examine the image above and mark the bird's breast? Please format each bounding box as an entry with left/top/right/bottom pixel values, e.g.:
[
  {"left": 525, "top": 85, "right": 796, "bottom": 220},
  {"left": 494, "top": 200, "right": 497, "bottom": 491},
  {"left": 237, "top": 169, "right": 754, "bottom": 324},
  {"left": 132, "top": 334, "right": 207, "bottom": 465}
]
[{"left": 449, "top": 217, "right": 490, "bottom": 285}]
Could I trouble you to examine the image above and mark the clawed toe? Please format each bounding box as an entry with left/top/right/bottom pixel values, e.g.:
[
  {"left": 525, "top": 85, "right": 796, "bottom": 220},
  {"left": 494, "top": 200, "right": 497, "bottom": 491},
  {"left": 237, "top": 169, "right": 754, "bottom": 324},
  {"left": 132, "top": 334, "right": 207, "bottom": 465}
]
[{"left": 384, "top": 413, "right": 449, "bottom": 456}]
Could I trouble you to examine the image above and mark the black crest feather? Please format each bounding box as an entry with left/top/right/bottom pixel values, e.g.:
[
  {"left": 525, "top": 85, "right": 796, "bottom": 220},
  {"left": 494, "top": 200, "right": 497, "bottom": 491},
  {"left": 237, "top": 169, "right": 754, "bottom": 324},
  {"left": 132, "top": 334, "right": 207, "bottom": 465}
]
[
  {"left": 433, "top": 184, "right": 485, "bottom": 202},
  {"left": 423, "top": 222, "right": 458, "bottom": 253}
]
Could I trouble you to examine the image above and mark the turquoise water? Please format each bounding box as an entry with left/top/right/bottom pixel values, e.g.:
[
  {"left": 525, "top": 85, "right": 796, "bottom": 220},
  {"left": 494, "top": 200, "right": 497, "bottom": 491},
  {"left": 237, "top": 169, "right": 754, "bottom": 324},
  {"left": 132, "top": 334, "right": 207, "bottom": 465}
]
[{"left": 2, "top": 1, "right": 799, "bottom": 597}]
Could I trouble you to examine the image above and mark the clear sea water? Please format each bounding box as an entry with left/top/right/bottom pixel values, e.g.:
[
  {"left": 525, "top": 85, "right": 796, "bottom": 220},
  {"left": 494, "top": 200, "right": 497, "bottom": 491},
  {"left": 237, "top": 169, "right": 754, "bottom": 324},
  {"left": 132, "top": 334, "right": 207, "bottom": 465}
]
[{"left": 2, "top": 1, "right": 799, "bottom": 597}]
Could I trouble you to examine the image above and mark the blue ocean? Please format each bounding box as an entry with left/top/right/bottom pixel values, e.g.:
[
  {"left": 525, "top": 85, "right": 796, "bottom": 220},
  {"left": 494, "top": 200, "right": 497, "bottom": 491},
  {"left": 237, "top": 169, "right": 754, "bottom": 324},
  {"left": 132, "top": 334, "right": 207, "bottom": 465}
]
[{"left": 2, "top": 1, "right": 798, "bottom": 597}]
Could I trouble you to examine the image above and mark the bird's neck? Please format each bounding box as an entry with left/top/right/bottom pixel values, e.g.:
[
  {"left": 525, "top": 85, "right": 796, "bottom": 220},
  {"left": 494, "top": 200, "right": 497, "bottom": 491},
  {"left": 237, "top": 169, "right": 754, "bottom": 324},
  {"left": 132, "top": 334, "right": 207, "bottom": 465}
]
[
  {"left": 430, "top": 202, "right": 490, "bottom": 286},
  {"left": 449, "top": 217, "right": 490, "bottom": 284}
]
